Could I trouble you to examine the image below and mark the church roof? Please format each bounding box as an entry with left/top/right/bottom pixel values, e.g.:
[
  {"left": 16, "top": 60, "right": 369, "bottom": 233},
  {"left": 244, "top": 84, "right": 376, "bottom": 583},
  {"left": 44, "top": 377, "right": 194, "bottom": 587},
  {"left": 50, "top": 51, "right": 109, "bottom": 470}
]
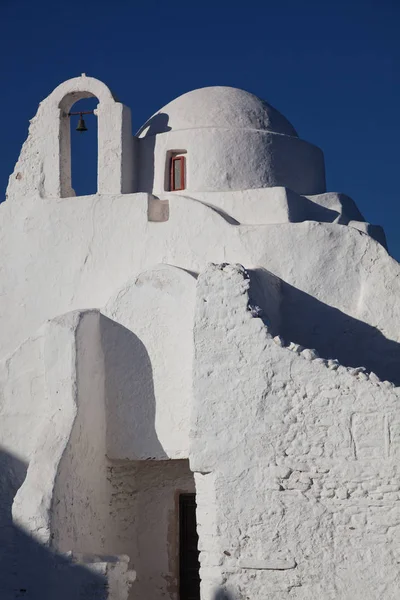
[{"left": 137, "top": 86, "right": 298, "bottom": 138}]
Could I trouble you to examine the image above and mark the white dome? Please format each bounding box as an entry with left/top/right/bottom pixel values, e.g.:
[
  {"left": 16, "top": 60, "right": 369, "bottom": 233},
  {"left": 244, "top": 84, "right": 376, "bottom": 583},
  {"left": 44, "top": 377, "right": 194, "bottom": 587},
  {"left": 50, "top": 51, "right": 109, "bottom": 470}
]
[{"left": 137, "top": 86, "right": 298, "bottom": 138}]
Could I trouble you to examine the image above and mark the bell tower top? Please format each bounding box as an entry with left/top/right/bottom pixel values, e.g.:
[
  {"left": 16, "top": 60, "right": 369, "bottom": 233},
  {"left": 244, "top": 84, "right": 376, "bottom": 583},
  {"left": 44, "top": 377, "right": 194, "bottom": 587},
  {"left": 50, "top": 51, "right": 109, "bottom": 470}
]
[{"left": 6, "top": 75, "right": 135, "bottom": 201}]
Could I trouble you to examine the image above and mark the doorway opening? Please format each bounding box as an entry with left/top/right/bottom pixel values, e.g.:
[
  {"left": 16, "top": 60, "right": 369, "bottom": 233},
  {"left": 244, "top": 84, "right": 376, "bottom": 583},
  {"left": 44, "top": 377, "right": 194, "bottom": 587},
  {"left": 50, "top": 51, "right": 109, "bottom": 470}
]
[{"left": 179, "top": 493, "right": 200, "bottom": 600}]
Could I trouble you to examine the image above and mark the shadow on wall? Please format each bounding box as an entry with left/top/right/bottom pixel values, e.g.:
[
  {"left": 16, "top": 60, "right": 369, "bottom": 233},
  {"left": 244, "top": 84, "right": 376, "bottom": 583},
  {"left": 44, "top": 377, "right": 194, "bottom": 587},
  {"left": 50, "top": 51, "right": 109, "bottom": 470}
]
[
  {"left": 100, "top": 316, "right": 167, "bottom": 459},
  {"left": 137, "top": 113, "right": 171, "bottom": 194},
  {"left": 251, "top": 269, "right": 400, "bottom": 386},
  {"left": 213, "top": 588, "right": 236, "bottom": 599},
  {"left": 138, "top": 112, "right": 171, "bottom": 137},
  {"left": 0, "top": 448, "right": 107, "bottom": 600}
]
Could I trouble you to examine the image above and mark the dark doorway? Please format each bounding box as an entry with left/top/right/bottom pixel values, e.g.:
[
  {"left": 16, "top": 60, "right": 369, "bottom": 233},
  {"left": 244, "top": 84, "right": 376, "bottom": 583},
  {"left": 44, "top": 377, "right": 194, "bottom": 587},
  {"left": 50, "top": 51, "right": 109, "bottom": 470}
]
[{"left": 179, "top": 493, "right": 200, "bottom": 600}]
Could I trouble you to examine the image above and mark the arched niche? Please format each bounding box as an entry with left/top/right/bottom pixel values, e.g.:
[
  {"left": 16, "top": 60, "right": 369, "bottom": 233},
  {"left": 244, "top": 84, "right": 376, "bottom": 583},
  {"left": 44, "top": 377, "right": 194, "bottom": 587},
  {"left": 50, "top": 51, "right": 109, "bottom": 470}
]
[{"left": 7, "top": 75, "right": 136, "bottom": 201}]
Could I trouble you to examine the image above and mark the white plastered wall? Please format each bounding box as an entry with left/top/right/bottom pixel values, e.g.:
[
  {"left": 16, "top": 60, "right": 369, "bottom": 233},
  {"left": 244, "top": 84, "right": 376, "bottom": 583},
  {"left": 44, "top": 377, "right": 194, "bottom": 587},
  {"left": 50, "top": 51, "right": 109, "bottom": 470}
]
[
  {"left": 4, "top": 75, "right": 400, "bottom": 600},
  {"left": 0, "top": 332, "right": 46, "bottom": 465},
  {"left": 0, "top": 310, "right": 154, "bottom": 599},
  {"left": 10, "top": 310, "right": 110, "bottom": 549},
  {"left": 50, "top": 310, "right": 111, "bottom": 554},
  {"left": 191, "top": 264, "right": 400, "bottom": 600},
  {"left": 138, "top": 128, "right": 326, "bottom": 196},
  {"left": 0, "top": 192, "right": 399, "bottom": 385},
  {"left": 0, "top": 306, "right": 195, "bottom": 597},
  {"left": 169, "top": 188, "right": 366, "bottom": 227},
  {"left": 103, "top": 264, "right": 196, "bottom": 460},
  {"left": 1, "top": 76, "right": 397, "bottom": 387}
]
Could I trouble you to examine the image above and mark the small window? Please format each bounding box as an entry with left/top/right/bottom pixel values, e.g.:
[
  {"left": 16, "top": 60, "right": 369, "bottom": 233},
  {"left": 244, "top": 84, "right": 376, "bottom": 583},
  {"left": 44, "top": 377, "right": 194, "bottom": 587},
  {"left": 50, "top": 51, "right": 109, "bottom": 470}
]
[{"left": 170, "top": 155, "right": 185, "bottom": 191}]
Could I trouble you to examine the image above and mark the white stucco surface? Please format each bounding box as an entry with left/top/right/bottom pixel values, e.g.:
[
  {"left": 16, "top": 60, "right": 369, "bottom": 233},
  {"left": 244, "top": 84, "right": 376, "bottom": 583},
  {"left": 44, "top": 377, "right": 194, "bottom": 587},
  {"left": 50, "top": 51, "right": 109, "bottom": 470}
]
[
  {"left": 182, "top": 188, "right": 366, "bottom": 226},
  {"left": 136, "top": 86, "right": 326, "bottom": 195},
  {"left": 138, "top": 125, "right": 326, "bottom": 196},
  {"left": 0, "top": 308, "right": 191, "bottom": 598},
  {"left": 1, "top": 75, "right": 399, "bottom": 599},
  {"left": 66, "top": 554, "right": 136, "bottom": 600},
  {"left": 138, "top": 87, "right": 299, "bottom": 138},
  {"left": 0, "top": 191, "right": 399, "bottom": 384},
  {"left": 103, "top": 264, "right": 196, "bottom": 459},
  {"left": 192, "top": 264, "right": 400, "bottom": 599},
  {"left": 0, "top": 332, "right": 46, "bottom": 463},
  {"left": 51, "top": 311, "right": 110, "bottom": 554},
  {"left": 10, "top": 311, "right": 108, "bottom": 547}
]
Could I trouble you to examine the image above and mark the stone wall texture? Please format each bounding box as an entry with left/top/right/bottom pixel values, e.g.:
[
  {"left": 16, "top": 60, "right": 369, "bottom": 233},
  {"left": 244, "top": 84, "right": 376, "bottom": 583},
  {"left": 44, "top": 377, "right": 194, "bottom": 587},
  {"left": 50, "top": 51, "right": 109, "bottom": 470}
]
[{"left": 191, "top": 264, "right": 400, "bottom": 600}]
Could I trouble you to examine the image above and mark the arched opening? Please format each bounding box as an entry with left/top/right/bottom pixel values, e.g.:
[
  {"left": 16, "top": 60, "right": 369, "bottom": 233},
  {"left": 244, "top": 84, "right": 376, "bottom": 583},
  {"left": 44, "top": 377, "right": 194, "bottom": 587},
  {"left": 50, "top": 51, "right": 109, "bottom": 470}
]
[
  {"left": 59, "top": 90, "right": 100, "bottom": 198},
  {"left": 68, "top": 97, "right": 98, "bottom": 196},
  {"left": 51, "top": 76, "right": 134, "bottom": 199}
]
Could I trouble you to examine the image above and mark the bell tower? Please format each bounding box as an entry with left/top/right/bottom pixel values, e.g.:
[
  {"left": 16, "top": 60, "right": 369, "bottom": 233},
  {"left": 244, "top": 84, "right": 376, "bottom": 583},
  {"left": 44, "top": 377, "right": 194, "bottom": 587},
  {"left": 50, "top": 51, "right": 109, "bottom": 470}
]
[{"left": 7, "top": 74, "right": 136, "bottom": 200}]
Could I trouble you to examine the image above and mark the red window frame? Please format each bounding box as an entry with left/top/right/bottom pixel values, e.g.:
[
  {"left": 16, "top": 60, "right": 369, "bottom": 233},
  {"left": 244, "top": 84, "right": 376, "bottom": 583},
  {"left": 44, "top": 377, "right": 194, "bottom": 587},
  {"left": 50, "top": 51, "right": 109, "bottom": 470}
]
[{"left": 170, "top": 155, "right": 185, "bottom": 191}]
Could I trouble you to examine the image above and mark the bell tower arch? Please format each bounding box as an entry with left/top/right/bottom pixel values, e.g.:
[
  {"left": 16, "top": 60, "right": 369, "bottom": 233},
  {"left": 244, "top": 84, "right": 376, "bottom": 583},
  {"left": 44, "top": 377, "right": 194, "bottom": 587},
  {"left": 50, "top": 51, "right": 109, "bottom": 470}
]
[{"left": 7, "top": 74, "right": 136, "bottom": 200}]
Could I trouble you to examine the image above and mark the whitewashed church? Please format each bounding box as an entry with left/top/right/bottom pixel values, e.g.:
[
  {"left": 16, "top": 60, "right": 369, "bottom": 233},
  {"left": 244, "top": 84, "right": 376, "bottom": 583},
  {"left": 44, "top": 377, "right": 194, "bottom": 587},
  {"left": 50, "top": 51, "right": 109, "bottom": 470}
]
[{"left": 1, "top": 75, "right": 400, "bottom": 600}]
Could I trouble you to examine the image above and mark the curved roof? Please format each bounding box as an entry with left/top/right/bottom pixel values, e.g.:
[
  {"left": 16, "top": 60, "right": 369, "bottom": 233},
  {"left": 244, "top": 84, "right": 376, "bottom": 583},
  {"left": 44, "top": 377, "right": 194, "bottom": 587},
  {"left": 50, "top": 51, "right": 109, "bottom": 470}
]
[{"left": 137, "top": 86, "right": 298, "bottom": 138}]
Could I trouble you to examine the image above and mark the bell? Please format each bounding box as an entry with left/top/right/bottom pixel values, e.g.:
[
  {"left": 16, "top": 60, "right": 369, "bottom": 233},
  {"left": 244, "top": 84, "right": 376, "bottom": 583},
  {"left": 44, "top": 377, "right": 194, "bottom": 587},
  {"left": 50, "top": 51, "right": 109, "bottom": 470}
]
[{"left": 76, "top": 115, "right": 88, "bottom": 133}]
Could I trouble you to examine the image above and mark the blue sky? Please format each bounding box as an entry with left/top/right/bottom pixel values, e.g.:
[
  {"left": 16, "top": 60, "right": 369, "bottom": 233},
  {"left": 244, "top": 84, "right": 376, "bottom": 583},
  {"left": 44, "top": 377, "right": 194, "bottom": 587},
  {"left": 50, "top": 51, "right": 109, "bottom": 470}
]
[{"left": 1, "top": 0, "right": 399, "bottom": 259}]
